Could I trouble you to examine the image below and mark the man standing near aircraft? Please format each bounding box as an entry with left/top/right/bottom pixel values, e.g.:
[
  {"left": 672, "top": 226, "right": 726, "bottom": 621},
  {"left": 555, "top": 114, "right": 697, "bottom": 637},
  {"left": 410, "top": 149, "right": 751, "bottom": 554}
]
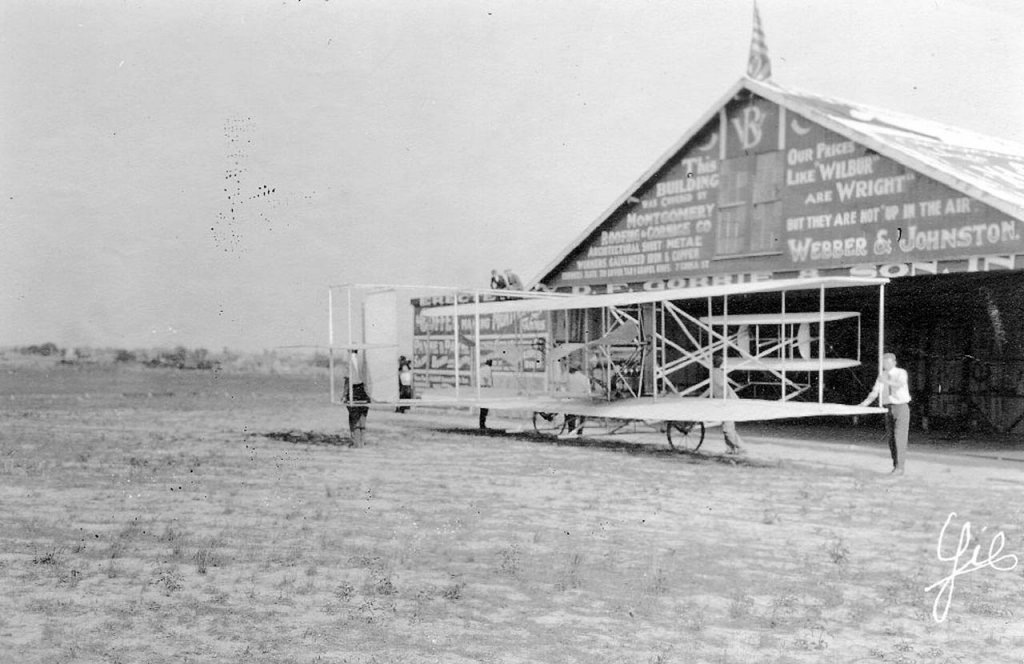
[
  {"left": 396, "top": 355, "right": 413, "bottom": 413},
  {"left": 504, "top": 269, "right": 523, "bottom": 291},
  {"left": 478, "top": 359, "right": 494, "bottom": 431},
  {"left": 860, "top": 352, "right": 911, "bottom": 475},
  {"left": 346, "top": 350, "right": 370, "bottom": 448},
  {"left": 563, "top": 364, "right": 592, "bottom": 436},
  {"left": 708, "top": 355, "right": 745, "bottom": 454}
]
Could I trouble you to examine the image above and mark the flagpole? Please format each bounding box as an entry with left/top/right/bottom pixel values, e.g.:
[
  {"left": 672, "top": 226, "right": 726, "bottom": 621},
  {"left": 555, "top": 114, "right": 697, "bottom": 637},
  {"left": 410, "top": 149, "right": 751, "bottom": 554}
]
[{"left": 747, "top": 1, "right": 772, "bottom": 81}]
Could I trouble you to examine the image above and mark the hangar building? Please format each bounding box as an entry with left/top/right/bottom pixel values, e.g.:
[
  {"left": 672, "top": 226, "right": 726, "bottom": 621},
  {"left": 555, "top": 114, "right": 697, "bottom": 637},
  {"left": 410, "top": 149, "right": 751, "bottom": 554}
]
[{"left": 530, "top": 77, "right": 1024, "bottom": 434}]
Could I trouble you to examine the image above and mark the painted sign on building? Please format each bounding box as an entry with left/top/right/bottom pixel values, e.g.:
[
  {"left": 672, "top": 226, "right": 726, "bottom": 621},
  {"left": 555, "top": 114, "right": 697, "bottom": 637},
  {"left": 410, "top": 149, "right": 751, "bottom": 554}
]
[{"left": 781, "top": 119, "right": 1018, "bottom": 269}]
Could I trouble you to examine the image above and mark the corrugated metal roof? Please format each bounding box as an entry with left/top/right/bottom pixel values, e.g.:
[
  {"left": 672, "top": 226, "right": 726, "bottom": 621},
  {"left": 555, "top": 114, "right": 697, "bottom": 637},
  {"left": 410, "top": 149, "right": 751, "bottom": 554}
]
[
  {"left": 754, "top": 80, "right": 1024, "bottom": 219},
  {"left": 531, "top": 77, "right": 1024, "bottom": 287}
]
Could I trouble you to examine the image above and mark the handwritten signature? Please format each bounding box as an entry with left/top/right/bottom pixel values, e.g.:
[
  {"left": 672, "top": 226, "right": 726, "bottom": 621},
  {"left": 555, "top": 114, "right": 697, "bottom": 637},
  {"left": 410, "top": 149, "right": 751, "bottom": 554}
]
[{"left": 925, "top": 512, "right": 1019, "bottom": 623}]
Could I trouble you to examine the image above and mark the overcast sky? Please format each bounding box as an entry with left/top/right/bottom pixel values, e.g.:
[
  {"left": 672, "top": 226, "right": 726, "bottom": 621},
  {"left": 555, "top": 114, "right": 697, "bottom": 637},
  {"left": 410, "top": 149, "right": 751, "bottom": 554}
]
[{"left": 3, "top": 0, "right": 1023, "bottom": 352}]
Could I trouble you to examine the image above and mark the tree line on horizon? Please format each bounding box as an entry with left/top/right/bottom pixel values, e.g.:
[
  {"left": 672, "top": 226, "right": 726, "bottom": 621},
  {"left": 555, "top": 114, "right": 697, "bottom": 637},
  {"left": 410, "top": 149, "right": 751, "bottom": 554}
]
[{"left": 6, "top": 343, "right": 331, "bottom": 373}]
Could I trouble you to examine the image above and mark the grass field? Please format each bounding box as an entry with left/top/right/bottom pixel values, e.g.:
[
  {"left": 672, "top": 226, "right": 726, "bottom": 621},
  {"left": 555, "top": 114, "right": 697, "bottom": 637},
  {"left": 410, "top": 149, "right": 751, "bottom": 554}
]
[{"left": 2, "top": 363, "right": 1024, "bottom": 663}]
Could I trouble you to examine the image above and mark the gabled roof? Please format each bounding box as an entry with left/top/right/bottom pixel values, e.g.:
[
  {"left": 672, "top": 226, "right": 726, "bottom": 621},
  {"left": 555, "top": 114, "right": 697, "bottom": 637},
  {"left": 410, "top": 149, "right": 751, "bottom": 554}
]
[{"left": 532, "top": 77, "right": 1024, "bottom": 287}]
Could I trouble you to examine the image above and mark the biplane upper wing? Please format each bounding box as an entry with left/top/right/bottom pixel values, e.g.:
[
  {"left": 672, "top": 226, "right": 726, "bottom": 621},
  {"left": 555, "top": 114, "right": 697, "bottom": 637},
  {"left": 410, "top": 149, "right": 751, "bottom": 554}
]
[
  {"left": 412, "top": 394, "right": 885, "bottom": 422},
  {"left": 419, "top": 276, "right": 887, "bottom": 317}
]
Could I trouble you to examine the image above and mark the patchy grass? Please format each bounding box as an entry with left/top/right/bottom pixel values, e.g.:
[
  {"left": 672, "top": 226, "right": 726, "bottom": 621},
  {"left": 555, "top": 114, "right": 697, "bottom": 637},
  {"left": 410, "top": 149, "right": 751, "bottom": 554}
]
[{"left": 0, "top": 366, "right": 1023, "bottom": 662}]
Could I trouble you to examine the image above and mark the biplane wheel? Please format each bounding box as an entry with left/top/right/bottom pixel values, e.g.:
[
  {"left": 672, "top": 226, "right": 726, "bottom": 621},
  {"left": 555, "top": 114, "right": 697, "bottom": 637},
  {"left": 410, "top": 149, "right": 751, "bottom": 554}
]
[
  {"left": 666, "top": 421, "right": 705, "bottom": 452},
  {"left": 532, "top": 412, "right": 566, "bottom": 437}
]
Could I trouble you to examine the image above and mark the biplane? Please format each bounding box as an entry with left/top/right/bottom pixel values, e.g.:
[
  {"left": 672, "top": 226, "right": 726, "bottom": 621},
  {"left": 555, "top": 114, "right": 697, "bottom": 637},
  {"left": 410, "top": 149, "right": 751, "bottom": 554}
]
[{"left": 327, "top": 277, "right": 888, "bottom": 451}]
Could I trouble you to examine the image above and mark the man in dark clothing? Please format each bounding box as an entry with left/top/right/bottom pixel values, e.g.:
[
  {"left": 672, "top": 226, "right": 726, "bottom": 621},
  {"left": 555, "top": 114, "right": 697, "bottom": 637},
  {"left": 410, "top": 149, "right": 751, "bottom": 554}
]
[
  {"left": 396, "top": 356, "right": 413, "bottom": 413},
  {"left": 346, "top": 350, "right": 370, "bottom": 447}
]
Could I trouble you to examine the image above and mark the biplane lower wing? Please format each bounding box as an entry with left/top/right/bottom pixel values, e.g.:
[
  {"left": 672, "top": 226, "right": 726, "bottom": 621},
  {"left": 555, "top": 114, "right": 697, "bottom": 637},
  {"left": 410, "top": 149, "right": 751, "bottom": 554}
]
[{"left": 410, "top": 394, "right": 884, "bottom": 423}]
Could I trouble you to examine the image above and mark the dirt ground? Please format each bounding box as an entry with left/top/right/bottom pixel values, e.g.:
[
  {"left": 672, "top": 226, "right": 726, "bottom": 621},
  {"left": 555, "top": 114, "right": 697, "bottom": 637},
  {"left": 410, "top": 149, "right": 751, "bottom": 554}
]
[{"left": 2, "top": 364, "right": 1024, "bottom": 663}]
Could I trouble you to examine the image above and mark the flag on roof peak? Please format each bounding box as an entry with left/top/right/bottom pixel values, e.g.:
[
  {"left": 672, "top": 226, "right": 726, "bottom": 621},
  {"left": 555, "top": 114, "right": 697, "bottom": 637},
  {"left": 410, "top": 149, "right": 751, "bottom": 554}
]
[{"left": 747, "top": 2, "right": 772, "bottom": 81}]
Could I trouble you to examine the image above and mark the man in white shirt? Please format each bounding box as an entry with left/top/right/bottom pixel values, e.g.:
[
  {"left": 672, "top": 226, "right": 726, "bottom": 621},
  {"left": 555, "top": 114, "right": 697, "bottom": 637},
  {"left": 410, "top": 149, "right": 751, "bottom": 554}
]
[
  {"left": 707, "top": 355, "right": 744, "bottom": 454},
  {"left": 860, "top": 352, "right": 912, "bottom": 474},
  {"left": 478, "top": 360, "right": 494, "bottom": 430}
]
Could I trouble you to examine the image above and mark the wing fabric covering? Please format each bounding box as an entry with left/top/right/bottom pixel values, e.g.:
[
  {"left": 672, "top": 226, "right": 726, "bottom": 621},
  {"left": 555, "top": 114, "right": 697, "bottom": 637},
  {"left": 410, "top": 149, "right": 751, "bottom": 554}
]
[{"left": 364, "top": 291, "right": 399, "bottom": 403}]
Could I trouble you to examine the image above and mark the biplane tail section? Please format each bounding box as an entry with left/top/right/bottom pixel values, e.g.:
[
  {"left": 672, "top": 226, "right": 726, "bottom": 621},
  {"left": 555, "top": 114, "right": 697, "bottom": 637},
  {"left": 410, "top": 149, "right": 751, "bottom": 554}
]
[
  {"left": 549, "top": 320, "right": 642, "bottom": 365},
  {"left": 598, "top": 320, "right": 641, "bottom": 346},
  {"left": 549, "top": 343, "right": 587, "bottom": 363},
  {"left": 550, "top": 320, "right": 642, "bottom": 365}
]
